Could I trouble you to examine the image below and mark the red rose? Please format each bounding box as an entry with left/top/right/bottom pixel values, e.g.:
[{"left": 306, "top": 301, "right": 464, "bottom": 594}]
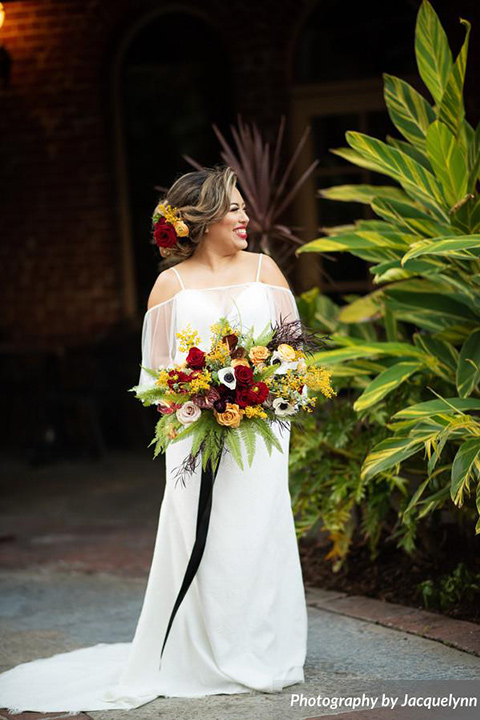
[
  {"left": 186, "top": 347, "right": 206, "bottom": 369},
  {"left": 234, "top": 364, "right": 253, "bottom": 386},
  {"left": 247, "top": 381, "right": 269, "bottom": 405},
  {"left": 235, "top": 387, "right": 252, "bottom": 408},
  {"left": 153, "top": 218, "right": 178, "bottom": 248},
  {"left": 167, "top": 369, "right": 199, "bottom": 392}
]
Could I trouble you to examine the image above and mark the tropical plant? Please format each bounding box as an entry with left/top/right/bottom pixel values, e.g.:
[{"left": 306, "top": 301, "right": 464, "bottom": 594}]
[{"left": 297, "top": 0, "right": 480, "bottom": 551}]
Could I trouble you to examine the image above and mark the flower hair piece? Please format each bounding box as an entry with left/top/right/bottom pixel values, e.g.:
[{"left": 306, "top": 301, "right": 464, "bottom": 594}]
[{"left": 152, "top": 202, "right": 190, "bottom": 251}]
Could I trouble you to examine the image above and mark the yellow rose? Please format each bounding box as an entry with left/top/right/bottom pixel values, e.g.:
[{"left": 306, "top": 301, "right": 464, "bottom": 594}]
[
  {"left": 231, "top": 358, "right": 250, "bottom": 368},
  {"left": 174, "top": 220, "right": 189, "bottom": 237},
  {"left": 277, "top": 343, "right": 296, "bottom": 362},
  {"left": 213, "top": 403, "right": 245, "bottom": 428},
  {"left": 249, "top": 345, "right": 271, "bottom": 365}
]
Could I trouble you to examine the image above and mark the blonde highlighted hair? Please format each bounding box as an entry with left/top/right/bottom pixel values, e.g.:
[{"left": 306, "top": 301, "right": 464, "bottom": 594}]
[{"left": 152, "top": 163, "right": 238, "bottom": 263}]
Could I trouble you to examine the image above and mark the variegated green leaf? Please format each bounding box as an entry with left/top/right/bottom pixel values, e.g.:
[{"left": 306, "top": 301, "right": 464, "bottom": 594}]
[
  {"left": 456, "top": 328, "right": 480, "bottom": 397},
  {"left": 371, "top": 196, "right": 453, "bottom": 237},
  {"left": 401, "top": 235, "right": 480, "bottom": 262},
  {"left": 318, "top": 184, "right": 410, "bottom": 205},
  {"left": 299, "top": 230, "right": 412, "bottom": 255},
  {"left": 392, "top": 397, "right": 480, "bottom": 421},
  {"left": 386, "top": 135, "right": 432, "bottom": 171},
  {"left": 384, "top": 72, "right": 436, "bottom": 148},
  {"left": 426, "top": 121, "right": 468, "bottom": 207},
  {"left": 384, "top": 286, "right": 478, "bottom": 323},
  {"left": 413, "top": 333, "right": 458, "bottom": 375},
  {"left": 467, "top": 120, "right": 480, "bottom": 193},
  {"left": 361, "top": 435, "right": 426, "bottom": 480},
  {"left": 330, "top": 147, "right": 387, "bottom": 174},
  {"left": 337, "top": 291, "right": 384, "bottom": 324},
  {"left": 312, "top": 340, "right": 428, "bottom": 366},
  {"left": 438, "top": 19, "right": 471, "bottom": 137},
  {"left": 354, "top": 361, "right": 423, "bottom": 411},
  {"left": 345, "top": 131, "right": 447, "bottom": 218},
  {"left": 450, "top": 437, "right": 480, "bottom": 506},
  {"left": 415, "top": 0, "right": 452, "bottom": 105}
]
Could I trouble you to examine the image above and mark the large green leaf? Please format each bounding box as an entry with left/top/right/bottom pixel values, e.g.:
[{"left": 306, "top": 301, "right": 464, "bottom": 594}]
[
  {"left": 383, "top": 73, "right": 436, "bottom": 148},
  {"left": 386, "top": 136, "right": 432, "bottom": 171},
  {"left": 345, "top": 131, "right": 447, "bottom": 219},
  {"left": 401, "top": 235, "right": 480, "bottom": 262},
  {"left": 299, "top": 230, "right": 412, "bottom": 255},
  {"left": 371, "top": 196, "right": 453, "bottom": 238},
  {"left": 312, "top": 339, "right": 428, "bottom": 366},
  {"left": 467, "top": 121, "right": 480, "bottom": 193},
  {"left": 413, "top": 333, "right": 458, "bottom": 376},
  {"left": 438, "top": 19, "right": 471, "bottom": 138},
  {"left": 384, "top": 287, "right": 478, "bottom": 323},
  {"left": 392, "top": 397, "right": 480, "bottom": 420},
  {"left": 450, "top": 437, "right": 480, "bottom": 506},
  {"left": 318, "top": 184, "right": 410, "bottom": 205},
  {"left": 361, "top": 435, "right": 426, "bottom": 480},
  {"left": 330, "top": 147, "right": 387, "bottom": 174},
  {"left": 426, "top": 121, "right": 468, "bottom": 207},
  {"left": 354, "top": 361, "right": 423, "bottom": 411},
  {"left": 415, "top": 0, "right": 452, "bottom": 106},
  {"left": 337, "top": 291, "right": 384, "bottom": 324},
  {"left": 456, "top": 328, "right": 480, "bottom": 397}
]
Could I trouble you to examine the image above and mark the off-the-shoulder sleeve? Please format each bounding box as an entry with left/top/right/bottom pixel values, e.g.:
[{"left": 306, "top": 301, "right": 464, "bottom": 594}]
[
  {"left": 138, "top": 301, "right": 176, "bottom": 387},
  {"left": 267, "top": 286, "right": 301, "bottom": 326}
]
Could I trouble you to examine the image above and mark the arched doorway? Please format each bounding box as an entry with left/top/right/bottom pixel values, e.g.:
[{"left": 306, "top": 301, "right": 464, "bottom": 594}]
[{"left": 112, "top": 9, "right": 234, "bottom": 317}]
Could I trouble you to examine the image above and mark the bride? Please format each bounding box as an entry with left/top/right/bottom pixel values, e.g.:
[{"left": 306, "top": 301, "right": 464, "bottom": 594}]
[{"left": 0, "top": 164, "right": 308, "bottom": 713}]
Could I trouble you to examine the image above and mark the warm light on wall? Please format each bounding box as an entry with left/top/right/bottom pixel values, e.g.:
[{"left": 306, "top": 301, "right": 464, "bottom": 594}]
[{"left": 0, "top": 1, "right": 11, "bottom": 87}]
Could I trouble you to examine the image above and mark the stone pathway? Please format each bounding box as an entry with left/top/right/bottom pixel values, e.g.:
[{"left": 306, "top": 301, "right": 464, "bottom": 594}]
[{"left": 1, "top": 451, "right": 480, "bottom": 719}]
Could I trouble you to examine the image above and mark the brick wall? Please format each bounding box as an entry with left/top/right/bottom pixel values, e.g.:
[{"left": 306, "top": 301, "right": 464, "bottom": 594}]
[{"left": 0, "top": 0, "right": 306, "bottom": 345}]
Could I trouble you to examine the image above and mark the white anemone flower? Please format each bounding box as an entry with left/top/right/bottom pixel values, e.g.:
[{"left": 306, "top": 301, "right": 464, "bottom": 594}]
[
  {"left": 272, "top": 397, "right": 297, "bottom": 417},
  {"left": 269, "top": 350, "right": 299, "bottom": 375},
  {"left": 218, "top": 366, "right": 237, "bottom": 389}
]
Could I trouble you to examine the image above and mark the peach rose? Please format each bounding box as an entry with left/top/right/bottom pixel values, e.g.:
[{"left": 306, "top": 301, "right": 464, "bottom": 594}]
[
  {"left": 231, "top": 358, "right": 250, "bottom": 369},
  {"left": 213, "top": 402, "right": 245, "bottom": 428},
  {"left": 249, "top": 345, "right": 270, "bottom": 365}
]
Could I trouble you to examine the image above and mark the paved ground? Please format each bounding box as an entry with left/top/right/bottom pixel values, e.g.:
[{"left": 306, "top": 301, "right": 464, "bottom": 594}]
[{"left": 1, "top": 450, "right": 480, "bottom": 720}]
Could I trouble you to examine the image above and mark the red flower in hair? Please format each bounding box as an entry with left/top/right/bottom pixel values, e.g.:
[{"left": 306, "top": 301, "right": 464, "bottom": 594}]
[{"left": 153, "top": 217, "right": 178, "bottom": 248}]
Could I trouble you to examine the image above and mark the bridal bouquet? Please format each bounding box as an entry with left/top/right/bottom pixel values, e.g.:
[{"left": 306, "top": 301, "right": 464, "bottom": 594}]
[{"left": 129, "top": 315, "right": 335, "bottom": 486}]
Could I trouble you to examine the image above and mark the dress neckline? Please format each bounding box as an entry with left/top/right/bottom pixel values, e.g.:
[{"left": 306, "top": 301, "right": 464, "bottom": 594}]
[{"left": 145, "top": 281, "right": 293, "bottom": 315}]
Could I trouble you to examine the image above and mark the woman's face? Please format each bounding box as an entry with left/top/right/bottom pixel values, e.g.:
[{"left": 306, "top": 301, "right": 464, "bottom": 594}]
[{"left": 206, "top": 186, "right": 250, "bottom": 252}]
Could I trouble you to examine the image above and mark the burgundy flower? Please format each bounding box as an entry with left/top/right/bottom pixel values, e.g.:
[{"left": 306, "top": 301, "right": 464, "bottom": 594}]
[
  {"left": 186, "top": 347, "right": 206, "bottom": 369},
  {"left": 234, "top": 364, "right": 254, "bottom": 387},
  {"left": 192, "top": 387, "right": 221, "bottom": 409},
  {"left": 247, "top": 381, "right": 269, "bottom": 405},
  {"left": 235, "top": 387, "right": 252, "bottom": 408},
  {"left": 153, "top": 217, "right": 178, "bottom": 248},
  {"left": 213, "top": 398, "right": 227, "bottom": 413}
]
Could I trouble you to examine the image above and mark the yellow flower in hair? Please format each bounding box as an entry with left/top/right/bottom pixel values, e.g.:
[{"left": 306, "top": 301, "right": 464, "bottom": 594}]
[{"left": 155, "top": 203, "right": 190, "bottom": 238}]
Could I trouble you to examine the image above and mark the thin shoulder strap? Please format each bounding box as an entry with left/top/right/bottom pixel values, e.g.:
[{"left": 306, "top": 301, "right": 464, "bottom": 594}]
[
  {"left": 255, "top": 253, "right": 263, "bottom": 282},
  {"left": 171, "top": 266, "right": 185, "bottom": 290}
]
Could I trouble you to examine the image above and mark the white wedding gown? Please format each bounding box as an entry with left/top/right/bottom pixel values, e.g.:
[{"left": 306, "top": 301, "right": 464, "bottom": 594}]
[{"left": 0, "top": 253, "right": 308, "bottom": 713}]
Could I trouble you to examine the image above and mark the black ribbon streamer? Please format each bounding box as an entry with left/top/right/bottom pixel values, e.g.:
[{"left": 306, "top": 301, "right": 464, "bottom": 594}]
[{"left": 159, "top": 456, "right": 220, "bottom": 667}]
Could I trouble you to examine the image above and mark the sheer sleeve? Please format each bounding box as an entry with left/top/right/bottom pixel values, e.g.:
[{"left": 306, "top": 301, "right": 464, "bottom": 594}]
[
  {"left": 267, "top": 286, "right": 301, "bottom": 326},
  {"left": 138, "top": 300, "right": 176, "bottom": 387}
]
